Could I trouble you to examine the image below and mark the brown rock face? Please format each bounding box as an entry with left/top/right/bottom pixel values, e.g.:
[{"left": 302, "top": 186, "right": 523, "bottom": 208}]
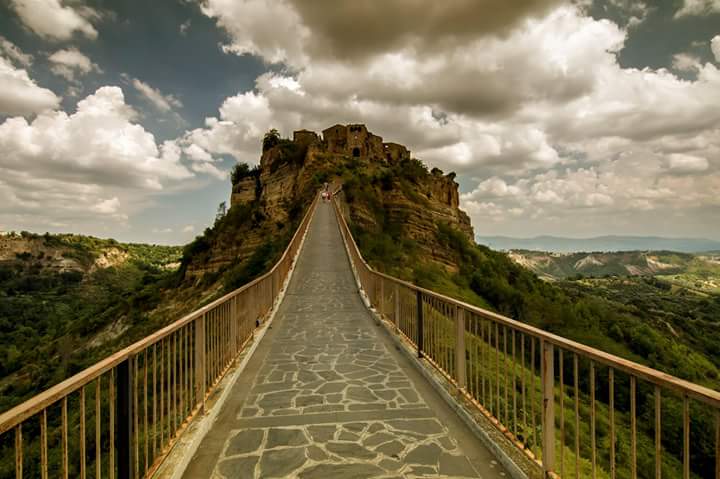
[{"left": 190, "top": 123, "right": 473, "bottom": 277}]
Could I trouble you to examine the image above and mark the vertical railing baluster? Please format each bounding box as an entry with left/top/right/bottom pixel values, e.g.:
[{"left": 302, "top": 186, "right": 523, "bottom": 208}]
[
  {"left": 172, "top": 333, "right": 177, "bottom": 434},
  {"left": 504, "top": 327, "right": 509, "bottom": 427},
  {"left": 541, "top": 340, "right": 555, "bottom": 475},
  {"left": 513, "top": 330, "right": 517, "bottom": 439},
  {"left": 531, "top": 338, "right": 537, "bottom": 457},
  {"left": 521, "top": 334, "right": 526, "bottom": 428},
  {"left": 467, "top": 316, "right": 473, "bottom": 398},
  {"left": 417, "top": 290, "right": 424, "bottom": 359},
  {"left": 63, "top": 396, "right": 69, "bottom": 479},
  {"left": 456, "top": 308, "right": 466, "bottom": 389},
  {"left": 117, "top": 359, "right": 132, "bottom": 479},
  {"left": 656, "top": 387, "right": 662, "bottom": 479},
  {"left": 591, "top": 361, "right": 596, "bottom": 479},
  {"left": 474, "top": 317, "right": 479, "bottom": 401},
  {"left": 196, "top": 313, "right": 206, "bottom": 413},
  {"left": 133, "top": 357, "right": 139, "bottom": 479},
  {"left": 609, "top": 368, "right": 615, "bottom": 479},
  {"left": 178, "top": 329, "right": 183, "bottom": 431},
  {"left": 14, "top": 424, "right": 21, "bottom": 479},
  {"left": 683, "top": 395, "right": 690, "bottom": 479},
  {"left": 40, "top": 409, "right": 48, "bottom": 479},
  {"left": 379, "top": 280, "right": 384, "bottom": 318},
  {"left": 715, "top": 409, "right": 720, "bottom": 479},
  {"left": 152, "top": 344, "right": 157, "bottom": 460},
  {"left": 96, "top": 378, "right": 102, "bottom": 479},
  {"left": 160, "top": 340, "right": 165, "bottom": 447},
  {"left": 166, "top": 335, "right": 171, "bottom": 438},
  {"left": 143, "top": 350, "right": 148, "bottom": 475},
  {"left": 488, "top": 321, "right": 493, "bottom": 414},
  {"left": 574, "top": 354, "right": 580, "bottom": 479},
  {"left": 495, "top": 322, "right": 500, "bottom": 417},
  {"left": 81, "top": 386, "right": 86, "bottom": 479},
  {"left": 482, "top": 319, "right": 487, "bottom": 407},
  {"left": 394, "top": 284, "right": 400, "bottom": 330},
  {"left": 184, "top": 328, "right": 188, "bottom": 415},
  {"left": 560, "top": 350, "right": 565, "bottom": 479},
  {"left": 110, "top": 368, "right": 115, "bottom": 479},
  {"left": 631, "top": 375, "right": 637, "bottom": 479}
]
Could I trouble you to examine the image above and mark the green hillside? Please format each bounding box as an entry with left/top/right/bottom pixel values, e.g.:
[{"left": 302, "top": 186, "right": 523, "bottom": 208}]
[
  {"left": 508, "top": 249, "right": 720, "bottom": 293},
  {"left": 341, "top": 169, "right": 720, "bottom": 479},
  {"left": 0, "top": 232, "right": 183, "bottom": 412}
]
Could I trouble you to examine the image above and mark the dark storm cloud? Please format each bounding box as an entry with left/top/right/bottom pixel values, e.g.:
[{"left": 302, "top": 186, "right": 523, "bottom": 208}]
[{"left": 288, "top": 0, "right": 564, "bottom": 60}]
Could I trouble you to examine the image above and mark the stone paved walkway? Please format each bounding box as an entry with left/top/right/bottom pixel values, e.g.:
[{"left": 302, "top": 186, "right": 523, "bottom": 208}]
[{"left": 182, "top": 202, "right": 508, "bottom": 478}]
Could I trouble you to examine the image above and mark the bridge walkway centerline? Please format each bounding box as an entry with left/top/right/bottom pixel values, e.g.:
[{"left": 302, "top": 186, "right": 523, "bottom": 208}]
[{"left": 181, "top": 202, "right": 508, "bottom": 478}]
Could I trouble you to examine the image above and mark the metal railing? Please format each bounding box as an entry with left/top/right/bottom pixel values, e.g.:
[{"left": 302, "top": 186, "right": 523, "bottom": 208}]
[
  {"left": 0, "top": 194, "right": 318, "bottom": 479},
  {"left": 332, "top": 196, "right": 720, "bottom": 479}
]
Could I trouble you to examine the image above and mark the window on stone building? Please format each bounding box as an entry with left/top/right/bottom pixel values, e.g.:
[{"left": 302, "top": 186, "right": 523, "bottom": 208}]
[{"left": 352, "top": 147, "right": 360, "bottom": 157}]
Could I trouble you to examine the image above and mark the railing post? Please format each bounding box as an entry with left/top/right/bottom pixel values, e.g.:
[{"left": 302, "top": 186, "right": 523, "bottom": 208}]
[
  {"left": 542, "top": 340, "right": 556, "bottom": 476},
  {"left": 195, "top": 314, "right": 206, "bottom": 413},
  {"left": 417, "top": 290, "right": 424, "bottom": 359},
  {"left": 394, "top": 284, "right": 400, "bottom": 331},
  {"left": 455, "top": 307, "right": 466, "bottom": 389},
  {"left": 116, "top": 359, "right": 132, "bottom": 479}
]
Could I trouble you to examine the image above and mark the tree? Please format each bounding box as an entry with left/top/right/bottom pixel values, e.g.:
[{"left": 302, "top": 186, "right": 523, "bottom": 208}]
[
  {"left": 215, "top": 201, "right": 227, "bottom": 224},
  {"left": 231, "top": 162, "right": 250, "bottom": 184},
  {"left": 262, "top": 128, "right": 281, "bottom": 151}
]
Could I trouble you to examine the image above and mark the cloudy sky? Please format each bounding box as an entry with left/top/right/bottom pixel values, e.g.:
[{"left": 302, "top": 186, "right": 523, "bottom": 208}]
[{"left": 0, "top": 0, "right": 719, "bottom": 244}]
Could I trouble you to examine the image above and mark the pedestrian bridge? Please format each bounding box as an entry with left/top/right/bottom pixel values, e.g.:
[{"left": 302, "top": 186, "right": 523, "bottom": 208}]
[{"left": 1, "top": 194, "right": 719, "bottom": 478}]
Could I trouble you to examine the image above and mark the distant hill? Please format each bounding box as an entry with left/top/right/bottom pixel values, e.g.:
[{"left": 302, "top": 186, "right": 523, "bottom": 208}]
[
  {"left": 507, "top": 249, "right": 720, "bottom": 291},
  {"left": 476, "top": 235, "right": 720, "bottom": 253}
]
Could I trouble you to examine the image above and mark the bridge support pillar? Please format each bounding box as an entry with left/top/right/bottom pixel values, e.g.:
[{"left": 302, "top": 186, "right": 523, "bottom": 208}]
[
  {"left": 541, "top": 340, "right": 555, "bottom": 476},
  {"left": 455, "top": 308, "right": 466, "bottom": 389}
]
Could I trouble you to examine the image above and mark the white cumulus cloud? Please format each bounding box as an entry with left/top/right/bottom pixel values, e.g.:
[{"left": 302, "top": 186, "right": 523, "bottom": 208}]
[
  {"left": 675, "top": 0, "right": 720, "bottom": 17},
  {"left": 0, "top": 55, "right": 60, "bottom": 115},
  {"left": 130, "top": 78, "right": 183, "bottom": 112},
  {"left": 0, "top": 86, "right": 202, "bottom": 229},
  {"left": 48, "top": 48, "right": 101, "bottom": 82},
  {"left": 667, "top": 153, "right": 709, "bottom": 173},
  {"left": 0, "top": 36, "right": 33, "bottom": 67},
  {"left": 712, "top": 35, "right": 720, "bottom": 62},
  {"left": 11, "top": 0, "right": 99, "bottom": 40},
  {"left": 188, "top": 3, "right": 720, "bottom": 238}
]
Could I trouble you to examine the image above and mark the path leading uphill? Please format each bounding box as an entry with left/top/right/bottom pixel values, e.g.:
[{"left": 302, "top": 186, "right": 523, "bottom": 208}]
[{"left": 182, "top": 202, "right": 508, "bottom": 478}]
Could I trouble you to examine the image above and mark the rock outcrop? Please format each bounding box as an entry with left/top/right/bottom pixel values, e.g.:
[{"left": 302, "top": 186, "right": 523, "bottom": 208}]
[{"left": 208, "top": 124, "right": 473, "bottom": 276}]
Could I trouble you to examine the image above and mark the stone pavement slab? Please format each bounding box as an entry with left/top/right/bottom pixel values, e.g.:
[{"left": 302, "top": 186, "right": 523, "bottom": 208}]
[{"left": 182, "top": 203, "right": 508, "bottom": 478}]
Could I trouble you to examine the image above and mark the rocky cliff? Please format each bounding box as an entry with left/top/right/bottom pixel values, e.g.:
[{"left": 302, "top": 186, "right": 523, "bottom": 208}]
[{"left": 184, "top": 123, "right": 473, "bottom": 281}]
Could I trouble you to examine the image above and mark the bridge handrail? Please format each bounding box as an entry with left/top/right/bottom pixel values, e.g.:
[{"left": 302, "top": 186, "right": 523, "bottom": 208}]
[
  {"left": 331, "top": 195, "right": 720, "bottom": 478},
  {"left": 0, "top": 192, "right": 319, "bottom": 477}
]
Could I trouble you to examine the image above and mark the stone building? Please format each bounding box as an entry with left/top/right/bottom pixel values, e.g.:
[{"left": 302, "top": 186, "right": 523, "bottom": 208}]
[
  {"left": 383, "top": 142, "right": 411, "bottom": 164},
  {"left": 321, "top": 124, "right": 385, "bottom": 160},
  {"left": 292, "top": 129, "right": 319, "bottom": 146}
]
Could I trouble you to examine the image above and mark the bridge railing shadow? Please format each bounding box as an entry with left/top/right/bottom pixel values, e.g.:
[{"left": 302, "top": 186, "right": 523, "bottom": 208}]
[
  {"left": 0, "top": 194, "right": 320, "bottom": 479},
  {"left": 332, "top": 195, "right": 720, "bottom": 479}
]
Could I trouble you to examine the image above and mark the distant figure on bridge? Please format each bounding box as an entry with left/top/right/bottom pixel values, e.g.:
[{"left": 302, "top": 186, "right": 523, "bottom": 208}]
[{"left": 322, "top": 182, "right": 330, "bottom": 202}]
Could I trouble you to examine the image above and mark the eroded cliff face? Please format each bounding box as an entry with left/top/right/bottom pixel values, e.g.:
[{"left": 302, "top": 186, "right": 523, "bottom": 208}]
[
  {"left": 340, "top": 169, "right": 473, "bottom": 273},
  {"left": 185, "top": 124, "right": 473, "bottom": 278}
]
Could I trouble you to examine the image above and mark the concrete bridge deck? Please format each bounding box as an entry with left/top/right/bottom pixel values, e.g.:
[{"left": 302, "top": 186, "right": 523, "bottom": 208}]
[{"left": 182, "top": 202, "right": 508, "bottom": 478}]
